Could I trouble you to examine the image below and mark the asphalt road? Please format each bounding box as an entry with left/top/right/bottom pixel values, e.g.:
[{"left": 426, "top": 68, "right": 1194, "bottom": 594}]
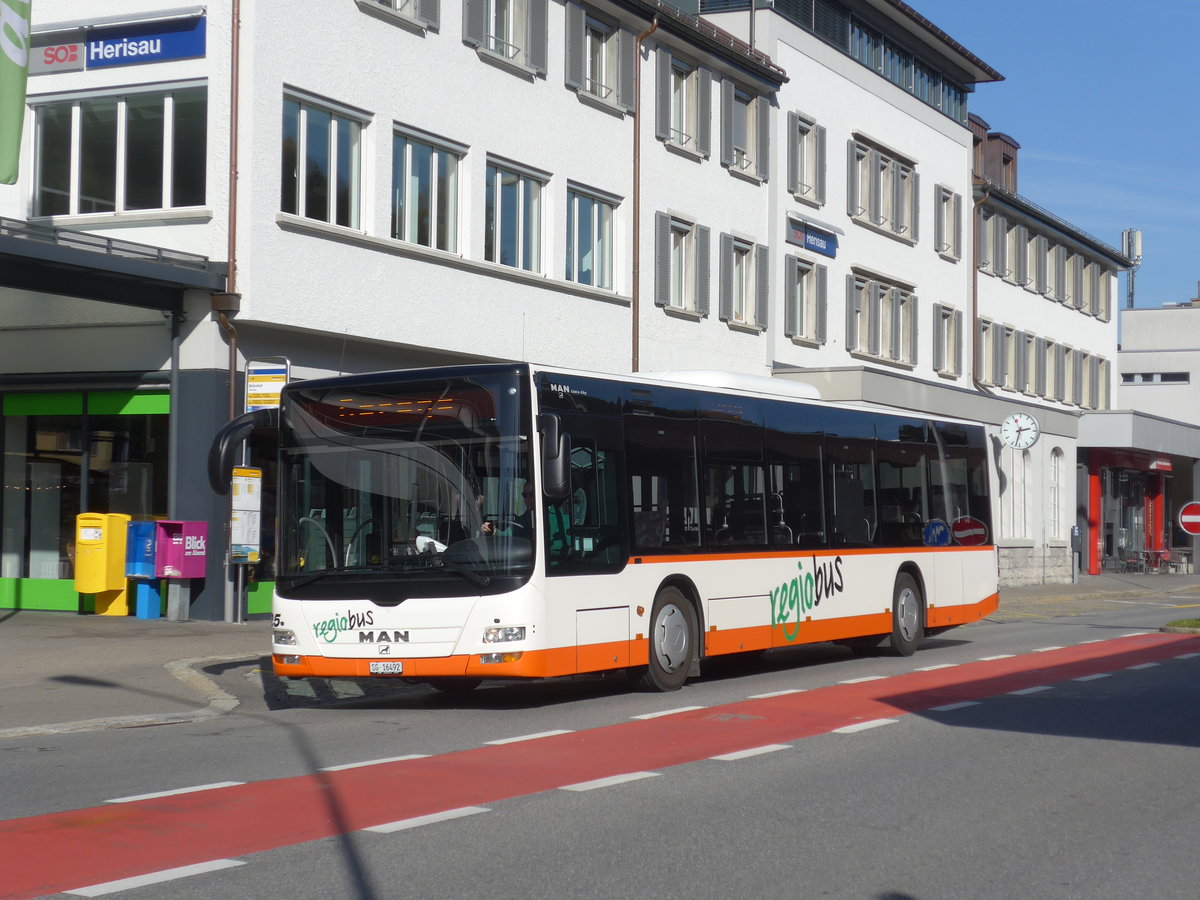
[{"left": 4, "top": 593, "right": 1200, "bottom": 899}]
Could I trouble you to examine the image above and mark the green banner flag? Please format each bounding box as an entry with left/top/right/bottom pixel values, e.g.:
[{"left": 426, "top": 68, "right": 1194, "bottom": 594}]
[{"left": 0, "top": 0, "right": 32, "bottom": 185}]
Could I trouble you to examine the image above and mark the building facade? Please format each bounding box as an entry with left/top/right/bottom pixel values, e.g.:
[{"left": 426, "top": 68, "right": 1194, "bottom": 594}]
[{"left": 0, "top": 0, "right": 1133, "bottom": 618}]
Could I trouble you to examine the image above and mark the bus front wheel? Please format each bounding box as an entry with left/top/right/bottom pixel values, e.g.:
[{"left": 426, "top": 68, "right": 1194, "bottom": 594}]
[
  {"left": 634, "top": 586, "right": 698, "bottom": 692},
  {"left": 889, "top": 573, "right": 924, "bottom": 657}
]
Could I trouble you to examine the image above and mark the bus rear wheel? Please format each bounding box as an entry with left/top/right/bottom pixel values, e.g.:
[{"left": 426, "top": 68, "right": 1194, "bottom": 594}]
[
  {"left": 634, "top": 586, "right": 697, "bottom": 692},
  {"left": 889, "top": 573, "right": 924, "bottom": 656}
]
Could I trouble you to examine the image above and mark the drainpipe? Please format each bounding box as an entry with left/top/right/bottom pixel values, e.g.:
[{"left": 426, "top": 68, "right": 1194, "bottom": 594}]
[{"left": 631, "top": 15, "right": 659, "bottom": 374}]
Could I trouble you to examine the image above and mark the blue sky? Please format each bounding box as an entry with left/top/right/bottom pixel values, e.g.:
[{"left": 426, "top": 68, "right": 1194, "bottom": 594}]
[{"left": 914, "top": 0, "right": 1199, "bottom": 309}]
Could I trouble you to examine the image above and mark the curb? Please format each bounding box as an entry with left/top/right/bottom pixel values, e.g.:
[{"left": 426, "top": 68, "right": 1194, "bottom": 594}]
[
  {"left": 0, "top": 653, "right": 253, "bottom": 741},
  {"left": 1160, "top": 626, "right": 1200, "bottom": 635}
]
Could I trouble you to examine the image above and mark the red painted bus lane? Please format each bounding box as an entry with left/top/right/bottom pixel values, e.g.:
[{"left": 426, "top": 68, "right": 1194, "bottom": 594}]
[{"left": 2, "top": 632, "right": 1196, "bottom": 899}]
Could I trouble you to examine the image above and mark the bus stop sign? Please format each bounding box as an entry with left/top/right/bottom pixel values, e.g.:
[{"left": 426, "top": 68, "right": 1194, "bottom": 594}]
[{"left": 1179, "top": 501, "right": 1200, "bottom": 536}]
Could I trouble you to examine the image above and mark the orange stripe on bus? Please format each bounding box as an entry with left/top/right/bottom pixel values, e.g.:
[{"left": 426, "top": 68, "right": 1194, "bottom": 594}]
[{"left": 630, "top": 545, "right": 996, "bottom": 565}]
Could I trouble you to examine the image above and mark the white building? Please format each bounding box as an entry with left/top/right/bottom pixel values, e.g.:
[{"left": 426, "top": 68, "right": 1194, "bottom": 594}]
[{"left": 0, "top": 0, "right": 1131, "bottom": 617}]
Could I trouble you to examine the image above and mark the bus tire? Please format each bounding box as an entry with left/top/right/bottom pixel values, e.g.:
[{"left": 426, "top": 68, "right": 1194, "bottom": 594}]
[
  {"left": 889, "top": 572, "right": 924, "bottom": 657},
  {"left": 634, "top": 586, "right": 698, "bottom": 692}
]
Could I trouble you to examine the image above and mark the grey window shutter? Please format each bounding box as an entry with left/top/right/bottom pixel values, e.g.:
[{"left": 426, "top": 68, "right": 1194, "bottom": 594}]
[
  {"left": 564, "top": 4, "right": 583, "bottom": 91},
  {"left": 1014, "top": 225, "right": 1028, "bottom": 284},
  {"left": 814, "top": 265, "right": 828, "bottom": 342},
  {"left": 1072, "top": 351, "right": 1084, "bottom": 404},
  {"left": 845, "top": 275, "right": 858, "bottom": 350},
  {"left": 889, "top": 291, "right": 902, "bottom": 358},
  {"left": 992, "top": 214, "right": 1006, "bottom": 276},
  {"left": 932, "top": 306, "right": 946, "bottom": 372},
  {"left": 977, "top": 322, "right": 987, "bottom": 381},
  {"left": 1055, "top": 247, "right": 1068, "bottom": 302},
  {"left": 719, "top": 79, "right": 734, "bottom": 167},
  {"left": 755, "top": 244, "right": 769, "bottom": 329},
  {"left": 977, "top": 211, "right": 990, "bottom": 269},
  {"left": 908, "top": 296, "right": 919, "bottom": 363},
  {"left": 910, "top": 172, "right": 920, "bottom": 242},
  {"left": 934, "top": 191, "right": 945, "bottom": 252},
  {"left": 846, "top": 141, "right": 859, "bottom": 216},
  {"left": 655, "top": 49, "right": 671, "bottom": 141},
  {"left": 527, "top": 0, "right": 548, "bottom": 75},
  {"left": 814, "top": 125, "right": 826, "bottom": 204},
  {"left": 992, "top": 329, "right": 1005, "bottom": 385},
  {"left": 786, "top": 112, "right": 800, "bottom": 194},
  {"left": 784, "top": 258, "right": 798, "bottom": 337},
  {"left": 718, "top": 232, "right": 734, "bottom": 322},
  {"left": 756, "top": 96, "right": 770, "bottom": 181},
  {"left": 1054, "top": 344, "right": 1066, "bottom": 399},
  {"left": 952, "top": 309, "right": 963, "bottom": 375},
  {"left": 1089, "top": 356, "right": 1100, "bottom": 406},
  {"left": 417, "top": 0, "right": 440, "bottom": 30},
  {"left": 1015, "top": 331, "right": 1028, "bottom": 389},
  {"left": 868, "top": 282, "right": 882, "bottom": 356},
  {"left": 696, "top": 69, "right": 712, "bottom": 158},
  {"left": 654, "top": 212, "right": 670, "bottom": 307},
  {"left": 696, "top": 225, "right": 711, "bottom": 316},
  {"left": 869, "top": 151, "right": 883, "bottom": 224},
  {"left": 617, "top": 29, "right": 635, "bottom": 113},
  {"left": 463, "top": 0, "right": 485, "bottom": 47},
  {"left": 1034, "top": 337, "right": 1048, "bottom": 395},
  {"left": 1035, "top": 235, "right": 1048, "bottom": 293},
  {"left": 1072, "top": 258, "right": 1084, "bottom": 309},
  {"left": 952, "top": 192, "right": 962, "bottom": 257}
]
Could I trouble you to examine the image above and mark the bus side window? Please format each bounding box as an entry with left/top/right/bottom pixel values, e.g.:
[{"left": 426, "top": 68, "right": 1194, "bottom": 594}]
[{"left": 626, "top": 418, "right": 700, "bottom": 551}]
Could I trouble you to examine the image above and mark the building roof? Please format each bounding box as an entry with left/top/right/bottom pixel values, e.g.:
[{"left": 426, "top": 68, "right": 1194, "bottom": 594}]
[{"left": 873, "top": 0, "right": 1003, "bottom": 84}]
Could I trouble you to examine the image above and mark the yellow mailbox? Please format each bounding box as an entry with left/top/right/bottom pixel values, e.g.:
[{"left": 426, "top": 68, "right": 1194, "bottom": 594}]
[{"left": 75, "top": 513, "right": 132, "bottom": 615}]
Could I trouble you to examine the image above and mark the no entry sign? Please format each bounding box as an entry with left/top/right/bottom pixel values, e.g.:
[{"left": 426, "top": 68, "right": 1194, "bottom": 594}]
[
  {"left": 1179, "top": 501, "right": 1200, "bottom": 536},
  {"left": 951, "top": 516, "right": 989, "bottom": 546}
]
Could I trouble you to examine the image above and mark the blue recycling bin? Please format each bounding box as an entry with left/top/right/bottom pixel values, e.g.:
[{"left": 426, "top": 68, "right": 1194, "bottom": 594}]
[{"left": 126, "top": 521, "right": 162, "bottom": 619}]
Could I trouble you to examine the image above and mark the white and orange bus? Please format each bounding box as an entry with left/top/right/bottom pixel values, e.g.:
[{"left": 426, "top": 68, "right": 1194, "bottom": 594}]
[{"left": 210, "top": 364, "right": 998, "bottom": 692}]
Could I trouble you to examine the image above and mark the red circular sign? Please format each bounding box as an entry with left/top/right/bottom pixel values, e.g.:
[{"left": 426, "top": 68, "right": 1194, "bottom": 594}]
[
  {"left": 951, "top": 516, "right": 989, "bottom": 546},
  {"left": 1179, "top": 501, "right": 1200, "bottom": 536}
]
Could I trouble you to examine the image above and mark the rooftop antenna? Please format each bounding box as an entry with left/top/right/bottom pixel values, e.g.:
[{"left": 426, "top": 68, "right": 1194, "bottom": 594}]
[{"left": 1122, "top": 228, "right": 1142, "bottom": 309}]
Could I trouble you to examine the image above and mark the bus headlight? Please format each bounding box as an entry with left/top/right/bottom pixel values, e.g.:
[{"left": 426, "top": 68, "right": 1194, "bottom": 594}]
[
  {"left": 483, "top": 626, "right": 526, "bottom": 643},
  {"left": 480, "top": 652, "right": 523, "bottom": 664},
  {"left": 273, "top": 629, "right": 298, "bottom": 646}
]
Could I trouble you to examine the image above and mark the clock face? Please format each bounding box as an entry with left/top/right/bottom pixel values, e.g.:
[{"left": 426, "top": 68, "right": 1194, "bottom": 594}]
[{"left": 1000, "top": 413, "right": 1040, "bottom": 449}]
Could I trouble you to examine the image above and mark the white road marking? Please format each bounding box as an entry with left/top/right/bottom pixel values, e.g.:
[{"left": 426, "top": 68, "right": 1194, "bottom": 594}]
[
  {"left": 1175, "top": 653, "right": 1200, "bottom": 660},
  {"left": 631, "top": 706, "right": 705, "bottom": 720},
  {"left": 1074, "top": 673, "right": 1111, "bottom": 681},
  {"left": 748, "top": 688, "right": 806, "bottom": 699},
  {"left": 320, "top": 754, "right": 429, "bottom": 772},
  {"left": 365, "top": 806, "right": 490, "bottom": 833},
  {"left": 833, "top": 719, "right": 897, "bottom": 734},
  {"left": 105, "top": 782, "right": 243, "bottom": 804},
  {"left": 485, "top": 730, "right": 575, "bottom": 745},
  {"left": 1010, "top": 685, "right": 1052, "bottom": 695},
  {"left": 1078, "top": 640, "right": 1103, "bottom": 645},
  {"left": 978, "top": 654, "right": 1015, "bottom": 661},
  {"left": 931, "top": 701, "right": 980, "bottom": 712},
  {"left": 66, "top": 860, "right": 245, "bottom": 896},
  {"left": 1120, "top": 632, "right": 1151, "bottom": 637},
  {"left": 1127, "top": 662, "right": 1160, "bottom": 671},
  {"left": 837, "top": 675, "right": 886, "bottom": 684},
  {"left": 560, "top": 771, "right": 660, "bottom": 791},
  {"left": 1031, "top": 646, "right": 1063, "bottom": 653},
  {"left": 710, "top": 744, "right": 791, "bottom": 761},
  {"left": 915, "top": 663, "right": 958, "bottom": 671}
]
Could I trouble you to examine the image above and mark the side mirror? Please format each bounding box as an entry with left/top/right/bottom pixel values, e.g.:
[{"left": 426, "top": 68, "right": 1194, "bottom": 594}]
[
  {"left": 538, "top": 413, "right": 570, "bottom": 500},
  {"left": 208, "top": 408, "right": 277, "bottom": 495}
]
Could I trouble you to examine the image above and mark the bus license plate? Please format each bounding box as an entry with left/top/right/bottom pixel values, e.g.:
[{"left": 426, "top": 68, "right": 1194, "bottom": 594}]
[{"left": 369, "top": 661, "right": 404, "bottom": 675}]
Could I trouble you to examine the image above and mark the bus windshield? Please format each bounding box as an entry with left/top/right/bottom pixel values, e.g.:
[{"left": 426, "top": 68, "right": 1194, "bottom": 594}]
[{"left": 276, "top": 370, "right": 533, "bottom": 601}]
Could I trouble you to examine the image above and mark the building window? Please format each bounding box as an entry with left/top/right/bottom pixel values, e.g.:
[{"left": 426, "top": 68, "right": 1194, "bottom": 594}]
[
  {"left": 933, "top": 186, "right": 961, "bottom": 260},
  {"left": 932, "top": 304, "right": 963, "bottom": 376},
  {"left": 721, "top": 81, "right": 768, "bottom": 179},
  {"left": 1049, "top": 447, "right": 1064, "bottom": 538},
  {"left": 787, "top": 112, "right": 826, "bottom": 205},
  {"left": 785, "top": 256, "right": 827, "bottom": 343},
  {"left": 485, "top": 160, "right": 544, "bottom": 272},
  {"left": 566, "top": 186, "right": 616, "bottom": 289},
  {"left": 1123, "top": 371, "right": 1190, "bottom": 385},
  {"left": 34, "top": 87, "right": 206, "bottom": 218},
  {"left": 847, "top": 274, "right": 916, "bottom": 364},
  {"left": 655, "top": 49, "right": 710, "bottom": 157},
  {"left": 654, "top": 211, "right": 710, "bottom": 314},
  {"left": 391, "top": 129, "right": 462, "bottom": 252},
  {"left": 848, "top": 139, "right": 917, "bottom": 239},
  {"left": 363, "top": 0, "right": 440, "bottom": 29},
  {"left": 463, "top": 0, "right": 548, "bottom": 75},
  {"left": 282, "top": 96, "right": 363, "bottom": 228},
  {"left": 719, "top": 234, "right": 768, "bottom": 328},
  {"left": 978, "top": 320, "right": 996, "bottom": 385},
  {"left": 565, "top": 6, "right": 634, "bottom": 111}
]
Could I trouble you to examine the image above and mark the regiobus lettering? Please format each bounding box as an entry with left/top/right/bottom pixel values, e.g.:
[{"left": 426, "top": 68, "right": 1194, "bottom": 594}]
[{"left": 209, "top": 363, "right": 999, "bottom": 693}]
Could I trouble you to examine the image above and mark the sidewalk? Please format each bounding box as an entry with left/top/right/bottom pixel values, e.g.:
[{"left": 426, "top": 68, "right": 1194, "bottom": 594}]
[{"left": 2, "top": 572, "right": 1199, "bottom": 738}]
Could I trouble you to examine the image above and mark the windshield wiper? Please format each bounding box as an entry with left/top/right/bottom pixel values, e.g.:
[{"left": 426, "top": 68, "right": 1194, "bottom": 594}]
[{"left": 437, "top": 556, "right": 491, "bottom": 587}]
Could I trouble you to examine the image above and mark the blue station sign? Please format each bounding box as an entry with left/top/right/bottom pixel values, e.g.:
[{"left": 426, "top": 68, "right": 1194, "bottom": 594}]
[
  {"left": 86, "top": 17, "right": 206, "bottom": 69},
  {"left": 785, "top": 216, "right": 839, "bottom": 259}
]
